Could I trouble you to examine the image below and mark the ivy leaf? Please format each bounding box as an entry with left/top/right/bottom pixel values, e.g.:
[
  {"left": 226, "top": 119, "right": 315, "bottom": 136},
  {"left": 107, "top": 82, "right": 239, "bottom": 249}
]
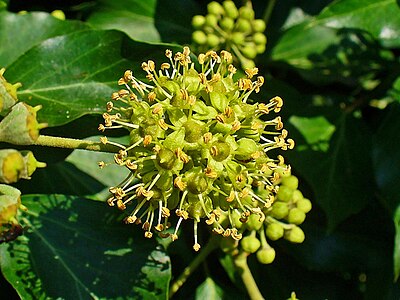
[
  {"left": 87, "top": 0, "right": 160, "bottom": 42},
  {"left": 5, "top": 29, "right": 180, "bottom": 127},
  {"left": 0, "top": 11, "right": 88, "bottom": 67},
  {"left": 270, "top": 0, "right": 399, "bottom": 84},
  {"left": 317, "top": 0, "right": 400, "bottom": 48},
  {"left": 287, "top": 112, "right": 375, "bottom": 230},
  {"left": 0, "top": 194, "right": 171, "bottom": 299}
]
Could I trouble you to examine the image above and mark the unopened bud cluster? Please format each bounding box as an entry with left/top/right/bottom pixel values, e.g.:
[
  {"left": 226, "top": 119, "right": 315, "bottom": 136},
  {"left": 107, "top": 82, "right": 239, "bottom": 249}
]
[
  {"left": 99, "top": 46, "right": 299, "bottom": 252},
  {"left": 0, "top": 68, "right": 47, "bottom": 243},
  {"left": 192, "top": 1, "right": 267, "bottom": 69},
  {"left": 219, "top": 170, "right": 311, "bottom": 264}
]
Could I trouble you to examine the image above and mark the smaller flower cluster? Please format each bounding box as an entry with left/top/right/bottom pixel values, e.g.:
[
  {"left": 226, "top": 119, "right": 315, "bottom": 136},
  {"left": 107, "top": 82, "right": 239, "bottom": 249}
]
[
  {"left": 99, "top": 47, "right": 299, "bottom": 253},
  {"left": 219, "top": 170, "right": 312, "bottom": 264},
  {"left": 192, "top": 1, "right": 266, "bottom": 69},
  {"left": 0, "top": 68, "right": 46, "bottom": 243}
]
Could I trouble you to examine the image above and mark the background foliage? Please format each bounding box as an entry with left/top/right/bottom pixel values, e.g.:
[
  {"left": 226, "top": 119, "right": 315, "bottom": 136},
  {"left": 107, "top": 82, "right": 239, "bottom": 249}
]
[{"left": 1, "top": 0, "right": 400, "bottom": 299}]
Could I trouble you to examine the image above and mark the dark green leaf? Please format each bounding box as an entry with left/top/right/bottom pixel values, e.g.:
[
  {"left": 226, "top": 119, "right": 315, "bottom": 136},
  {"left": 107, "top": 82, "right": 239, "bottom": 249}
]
[
  {"left": 371, "top": 104, "right": 400, "bottom": 281},
  {"left": 390, "top": 77, "right": 400, "bottom": 103},
  {"left": 0, "top": 11, "right": 88, "bottom": 67},
  {"left": 5, "top": 29, "right": 180, "bottom": 126},
  {"left": 87, "top": 0, "right": 160, "bottom": 42},
  {"left": 195, "top": 277, "right": 223, "bottom": 300},
  {"left": 287, "top": 112, "right": 375, "bottom": 229},
  {"left": 394, "top": 206, "right": 400, "bottom": 282},
  {"left": 0, "top": 194, "right": 171, "bottom": 299}
]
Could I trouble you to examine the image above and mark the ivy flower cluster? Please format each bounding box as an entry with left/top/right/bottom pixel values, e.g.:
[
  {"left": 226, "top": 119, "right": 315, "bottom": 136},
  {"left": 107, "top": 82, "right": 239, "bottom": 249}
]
[
  {"left": 192, "top": 1, "right": 267, "bottom": 69},
  {"left": 99, "top": 47, "right": 295, "bottom": 252}
]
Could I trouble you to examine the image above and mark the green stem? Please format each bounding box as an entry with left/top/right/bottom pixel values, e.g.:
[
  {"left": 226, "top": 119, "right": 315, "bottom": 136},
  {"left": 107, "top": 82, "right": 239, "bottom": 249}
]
[
  {"left": 233, "top": 252, "right": 265, "bottom": 300},
  {"left": 34, "top": 135, "right": 120, "bottom": 153},
  {"left": 169, "top": 235, "right": 219, "bottom": 298},
  {"left": 263, "top": 0, "right": 277, "bottom": 28}
]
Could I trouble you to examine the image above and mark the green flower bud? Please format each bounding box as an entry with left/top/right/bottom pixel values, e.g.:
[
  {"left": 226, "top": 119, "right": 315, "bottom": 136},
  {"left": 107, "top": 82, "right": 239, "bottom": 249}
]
[
  {"left": 157, "top": 148, "right": 176, "bottom": 170},
  {"left": 235, "top": 138, "right": 258, "bottom": 160},
  {"left": 0, "top": 68, "right": 22, "bottom": 114},
  {"left": 281, "top": 175, "right": 299, "bottom": 190},
  {"left": 292, "top": 190, "right": 304, "bottom": 202},
  {"left": 220, "top": 17, "right": 235, "bottom": 31},
  {"left": 253, "top": 32, "right": 267, "bottom": 45},
  {"left": 231, "top": 32, "right": 246, "bottom": 45},
  {"left": 277, "top": 185, "right": 294, "bottom": 202},
  {"left": 236, "top": 19, "right": 251, "bottom": 33},
  {"left": 284, "top": 226, "right": 305, "bottom": 243},
  {"left": 187, "top": 169, "right": 208, "bottom": 194},
  {"left": 256, "top": 247, "right": 276, "bottom": 264},
  {"left": 241, "top": 45, "right": 257, "bottom": 59},
  {"left": 256, "top": 44, "right": 266, "bottom": 54},
  {"left": 192, "top": 15, "right": 206, "bottom": 28},
  {"left": 19, "top": 151, "right": 46, "bottom": 179},
  {"left": 287, "top": 208, "right": 306, "bottom": 225},
  {"left": 183, "top": 119, "right": 206, "bottom": 143},
  {"left": 192, "top": 30, "right": 207, "bottom": 45},
  {"left": 246, "top": 213, "right": 265, "bottom": 231},
  {"left": 0, "top": 184, "right": 21, "bottom": 224},
  {"left": 270, "top": 202, "right": 289, "bottom": 219},
  {"left": 211, "top": 141, "right": 231, "bottom": 162},
  {"left": 239, "top": 6, "right": 255, "bottom": 20},
  {"left": 207, "top": 34, "right": 220, "bottom": 48},
  {"left": 205, "top": 14, "right": 218, "bottom": 27},
  {"left": 0, "top": 150, "right": 24, "bottom": 184},
  {"left": 296, "top": 198, "right": 312, "bottom": 213},
  {"left": 207, "top": 1, "right": 224, "bottom": 15},
  {"left": 223, "top": 1, "right": 239, "bottom": 19},
  {"left": 241, "top": 235, "right": 261, "bottom": 253},
  {"left": 265, "top": 223, "right": 284, "bottom": 241},
  {"left": 0, "top": 102, "right": 47, "bottom": 145},
  {"left": 252, "top": 19, "right": 266, "bottom": 32}
]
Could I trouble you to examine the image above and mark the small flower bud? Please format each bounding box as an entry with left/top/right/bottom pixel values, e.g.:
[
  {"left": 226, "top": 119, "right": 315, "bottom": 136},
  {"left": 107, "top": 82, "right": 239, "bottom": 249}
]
[
  {"left": 240, "top": 235, "right": 261, "bottom": 253},
  {"left": 0, "top": 150, "right": 24, "bottom": 184},
  {"left": 253, "top": 32, "right": 267, "bottom": 45},
  {"left": 281, "top": 175, "right": 299, "bottom": 190},
  {"left": 256, "top": 247, "right": 276, "bottom": 264},
  {"left": 207, "top": 1, "right": 224, "bottom": 15},
  {"left": 245, "top": 213, "right": 265, "bottom": 231},
  {"left": 239, "top": 6, "right": 255, "bottom": 20},
  {"left": 0, "top": 184, "right": 21, "bottom": 225},
  {"left": 284, "top": 226, "right": 305, "bottom": 243},
  {"left": 207, "top": 34, "right": 220, "bottom": 47},
  {"left": 223, "top": 1, "right": 239, "bottom": 19},
  {"left": 270, "top": 202, "right": 289, "bottom": 219},
  {"left": 296, "top": 198, "right": 312, "bottom": 213},
  {"left": 192, "top": 30, "right": 207, "bottom": 45},
  {"left": 265, "top": 223, "right": 284, "bottom": 241},
  {"left": 0, "top": 102, "right": 47, "bottom": 145},
  {"left": 277, "top": 185, "right": 294, "bottom": 202},
  {"left": 205, "top": 14, "right": 218, "bottom": 27},
  {"left": 287, "top": 208, "right": 306, "bottom": 225},
  {"left": 252, "top": 19, "right": 266, "bottom": 32},
  {"left": 220, "top": 18, "right": 235, "bottom": 31},
  {"left": 192, "top": 15, "right": 206, "bottom": 28},
  {"left": 0, "top": 68, "right": 22, "bottom": 114},
  {"left": 241, "top": 45, "right": 257, "bottom": 59}
]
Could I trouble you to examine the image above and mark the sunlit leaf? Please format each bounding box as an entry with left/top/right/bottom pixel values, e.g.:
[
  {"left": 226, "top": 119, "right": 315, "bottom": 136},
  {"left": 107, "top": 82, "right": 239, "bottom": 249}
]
[
  {"left": 0, "top": 11, "right": 88, "bottom": 67},
  {"left": 4, "top": 29, "right": 180, "bottom": 127},
  {"left": 87, "top": 0, "right": 160, "bottom": 42},
  {"left": 195, "top": 277, "right": 223, "bottom": 300}
]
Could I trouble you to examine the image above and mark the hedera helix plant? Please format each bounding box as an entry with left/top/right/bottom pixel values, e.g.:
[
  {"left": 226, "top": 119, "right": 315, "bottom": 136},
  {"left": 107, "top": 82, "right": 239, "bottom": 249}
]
[{"left": 0, "top": 2, "right": 310, "bottom": 300}]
